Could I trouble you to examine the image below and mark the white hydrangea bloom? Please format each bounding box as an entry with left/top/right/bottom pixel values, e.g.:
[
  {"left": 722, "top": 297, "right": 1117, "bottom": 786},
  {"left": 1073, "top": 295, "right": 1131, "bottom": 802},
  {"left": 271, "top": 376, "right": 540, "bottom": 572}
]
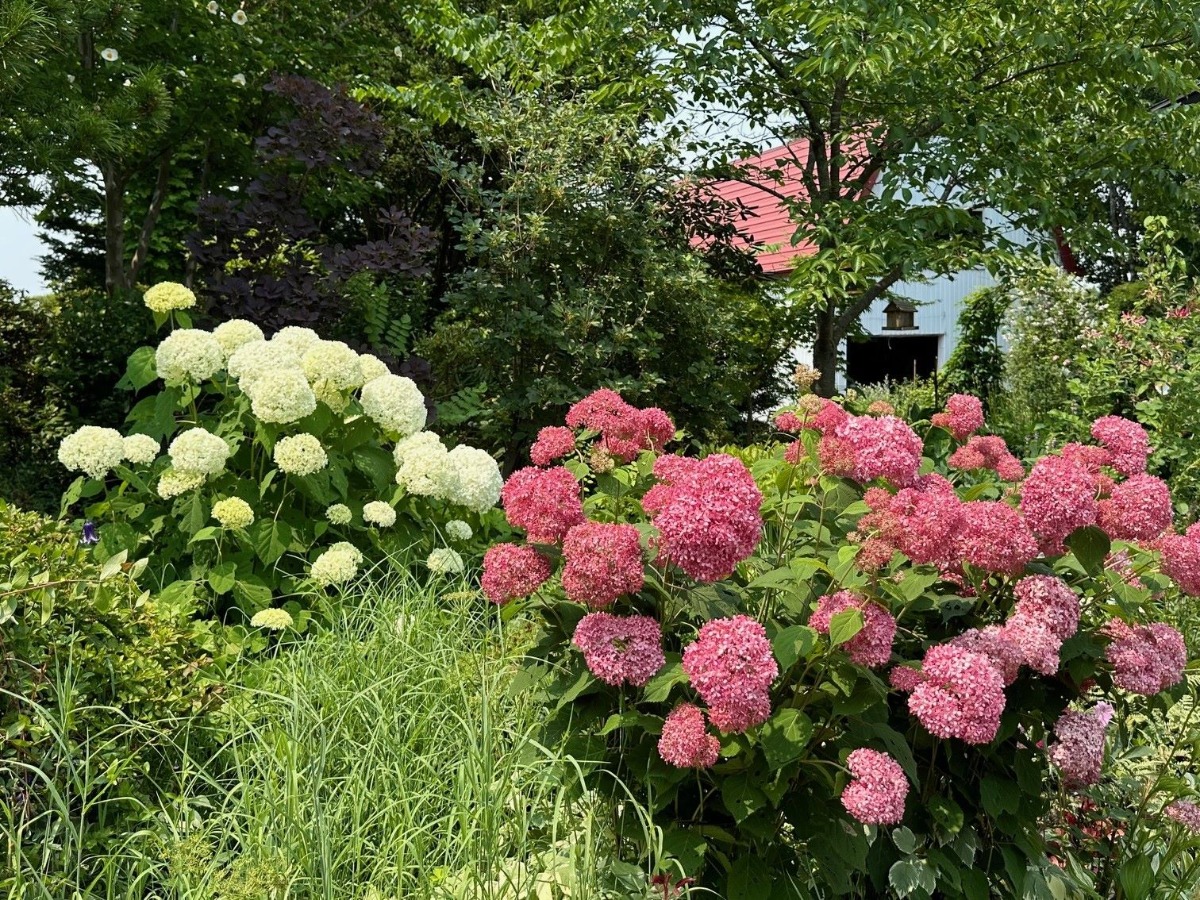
[
  {"left": 121, "top": 433, "right": 160, "bottom": 466},
  {"left": 443, "top": 446, "right": 503, "bottom": 513},
  {"left": 329, "top": 541, "right": 364, "bottom": 564},
  {"left": 155, "top": 329, "right": 225, "bottom": 384},
  {"left": 310, "top": 544, "right": 361, "bottom": 585},
  {"left": 157, "top": 467, "right": 205, "bottom": 499},
  {"left": 302, "top": 340, "right": 364, "bottom": 392},
  {"left": 212, "top": 497, "right": 255, "bottom": 529},
  {"left": 363, "top": 501, "right": 397, "bottom": 527},
  {"left": 168, "top": 428, "right": 231, "bottom": 476},
  {"left": 270, "top": 326, "right": 322, "bottom": 356},
  {"left": 250, "top": 607, "right": 293, "bottom": 630},
  {"left": 325, "top": 503, "right": 352, "bottom": 525},
  {"left": 361, "top": 374, "right": 427, "bottom": 436},
  {"left": 227, "top": 340, "right": 302, "bottom": 386},
  {"left": 143, "top": 282, "right": 196, "bottom": 313},
  {"left": 359, "top": 353, "right": 390, "bottom": 383},
  {"left": 243, "top": 368, "right": 317, "bottom": 424},
  {"left": 427, "top": 548, "right": 465, "bottom": 575},
  {"left": 445, "top": 520, "right": 473, "bottom": 542},
  {"left": 212, "top": 319, "right": 265, "bottom": 357},
  {"left": 273, "top": 433, "right": 327, "bottom": 476},
  {"left": 394, "top": 431, "right": 450, "bottom": 496},
  {"left": 58, "top": 426, "right": 125, "bottom": 479}
]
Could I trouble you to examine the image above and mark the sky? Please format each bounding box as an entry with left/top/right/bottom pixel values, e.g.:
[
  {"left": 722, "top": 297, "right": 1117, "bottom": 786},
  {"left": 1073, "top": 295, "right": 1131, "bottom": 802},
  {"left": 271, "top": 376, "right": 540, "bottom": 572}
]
[{"left": 0, "top": 207, "right": 48, "bottom": 295}]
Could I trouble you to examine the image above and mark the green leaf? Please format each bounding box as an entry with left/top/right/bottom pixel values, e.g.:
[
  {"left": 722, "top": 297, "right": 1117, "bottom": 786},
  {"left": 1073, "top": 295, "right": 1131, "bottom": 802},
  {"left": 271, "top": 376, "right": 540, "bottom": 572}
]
[
  {"left": 232, "top": 578, "right": 272, "bottom": 610},
  {"left": 759, "top": 708, "right": 813, "bottom": 769},
  {"left": 207, "top": 561, "right": 237, "bottom": 595},
  {"left": 727, "top": 855, "right": 773, "bottom": 900},
  {"left": 721, "top": 774, "right": 766, "bottom": 823},
  {"left": 641, "top": 657, "right": 686, "bottom": 703},
  {"left": 772, "top": 624, "right": 818, "bottom": 670},
  {"left": 828, "top": 607, "right": 864, "bottom": 646},
  {"left": 980, "top": 776, "right": 1020, "bottom": 819},
  {"left": 98, "top": 550, "right": 128, "bottom": 582},
  {"left": 891, "top": 826, "right": 917, "bottom": 854},
  {"left": 889, "top": 859, "right": 936, "bottom": 898},
  {"left": 353, "top": 446, "right": 396, "bottom": 493},
  {"left": 1065, "top": 525, "right": 1110, "bottom": 574},
  {"left": 1117, "top": 856, "right": 1154, "bottom": 900},
  {"left": 247, "top": 519, "right": 292, "bottom": 565},
  {"left": 961, "top": 868, "right": 989, "bottom": 900},
  {"left": 120, "top": 346, "right": 158, "bottom": 390},
  {"left": 748, "top": 565, "right": 798, "bottom": 589},
  {"left": 929, "top": 795, "right": 964, "bottom": 836}
]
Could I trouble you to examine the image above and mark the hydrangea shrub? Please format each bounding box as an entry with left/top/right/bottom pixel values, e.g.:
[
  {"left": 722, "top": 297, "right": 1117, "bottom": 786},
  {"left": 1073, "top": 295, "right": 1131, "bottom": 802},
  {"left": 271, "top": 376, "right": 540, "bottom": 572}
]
[
  {"left": 486, "top": 388, "right": 1198, "bottom": 897},
  {"left": 57, "top": 282, "right": 502, "bottom": 627}
]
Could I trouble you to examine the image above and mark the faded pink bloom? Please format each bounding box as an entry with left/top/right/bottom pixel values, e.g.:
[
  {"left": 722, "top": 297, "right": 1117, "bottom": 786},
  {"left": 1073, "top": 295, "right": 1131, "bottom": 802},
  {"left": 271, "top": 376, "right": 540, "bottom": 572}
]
[
  {"left": 889, "top": 665, "right": 924, "bottom": 692},
  {"left": 1091, "top": 416, "right": 1151, "bottom": 476},
  {"left": 784, "top": 439, "right": 804, "bottom": 465},
  {"left": 530, "top": 426, "right": 576, "bottom": 466},
  {"left": 1020, "top": 454, "right": 1100, "bottom": 555},
  {"left": 951, "top": 626, "right": 1023, "bottom": 685},
  {"left": 775, "top": 410, "right": 803, "bottom": 433},
  {"left": 901, "top": 644, "right": 1006, "bottom": 744},
  {"left": 1049, "top": 702, "right": 1114, "bottom": 788},
  {"left": 811, "top": 399, "right": 851, "bottom": 434},
  {"left": 841, "top": 748, "right": 909, "bottom": 825},
  {"left": 682, "top": 615, "right": 778, "bottom": 733},
  {"left": 643, "top": 454, "right": 763, "bottom": 582},
  {"left": 817, "top": 433, "right": 858, "bottom": 477},
  {"left": 1160, "top": 532, "right": 1200, "bottom": 594},
  {"left": 866, "top": 400, "right": 895, "bottom": 417},
  {"left": 810, "top": 591, "right": 897, "bottom": 668},
  {"left": 481, "top": 543, "right": 551, "bottom": 604},
  {"left": 948, "top": 435, "right": 1025, "bottom": 481},
  {"left": 1166, "top": 800, "right": 1200, "bottom": 833},
  {"left": 1098, "top": 473, "right": 1173, "bottom": 542},
  {"left": 572, "top": 612, "right": 665, "bottom": 687},
  {"left": 827, "top": 415, "right": 924, "bottom": 487},
  {"left": 1012, "top": 575, "right": 1080, "bottom": 641},
  {"left": 1103, "top": 619, "right": 1187, "bottom": 695},
  {"left": 501, "top": 466, "right": 586, "bottom": 544},
  {"left": 957, "top": 501, "right": 1038, "bottom": 575},
  {"left": 658, "top": 704, "right": 720, "bottom": 768},
  {"left": 932, "top": 394, "right": 985, "bottom": 441},
  {"left": 561, "top": 522, "right": 645, "bottom": 607}
]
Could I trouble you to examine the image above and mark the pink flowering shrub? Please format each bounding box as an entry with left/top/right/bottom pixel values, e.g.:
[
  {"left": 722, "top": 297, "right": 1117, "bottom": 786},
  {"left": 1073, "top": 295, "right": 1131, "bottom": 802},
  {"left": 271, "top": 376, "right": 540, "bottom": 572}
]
[{"left": 486, "top": 388, "right": 1198, "bottom": 896}]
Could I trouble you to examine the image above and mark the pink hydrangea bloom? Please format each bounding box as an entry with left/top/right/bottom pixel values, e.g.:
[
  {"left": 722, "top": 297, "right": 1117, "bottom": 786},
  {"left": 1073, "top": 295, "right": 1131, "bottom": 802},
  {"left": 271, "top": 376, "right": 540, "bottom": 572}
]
[
  {"left": 1097, "top": 473, "right": 1173, "bottom": 542},
  {"left": 1048, "top": 702, "right": 1113, "bottom": 788},
  {"left": 828, "top": 415, "right": 924, "bottom": 487},
  {"left": 566, "top": 388, "right": 632, "bottom": 432},
  {"left": 682, "top": 615, "right": 778, "bottom": 733},
  {"left": 1012, "top": 575, "right": 1080, "bottom": 641},
  {"left": 866, "top": 400, "right": 895, "bottom": 417},
  {"left": 501, "top": 466, "right": 586, "bottom": 544},
  {"left": 775, "top": 411, "right": 803, "bottom": 433},
  {"left": 817, "top": 433, "right": 858, "bottom": 477},
  {"left": 1000, "top": 615, "right": 1063, "bottom": 676},
  {"left": 643, "top": 454, "right": 763, "bottom": 582},
  {"left": 784, "top": 439, "right": 804, "bottom": 465},
  {"left": 658, "top": 704, "right": 721, "bottom": 769},
  {"left": 572, "top": 612, "right": 665, "bottom": 687},
  {"left": 1166, "top": 800, "right": 1200, "bottom": 833},
  {"left": 1091, "top": 416, "right": 1151, "bottom": 476},
  {"left": 932, "top": 394, "right": 985, "bottom": 441},
  {"left": 530, "top": 426, "right": 576, "bottom": 466},
  {"left": 956, "top": 501, "right": 1038, "bottom": 575},
  {"left": 951, "top": 626, "right": 1023, "bottom": 685},
  {"left": 561, "top": 522, "right": 645, "bottom": 607},
  {"left": 1160, "top": 532, "right": 1200, "bottom": 594},
  {"left": 564, "top": 389, "right": 674, "bottom": 462},
  {"left": 1103, "top": 619, "right": 1187, "bottom": 695},
  {"left": 841, "top": 748, "right": 909, "bottom": 825},
  {"left": 875, "top": 476, "right": 963, "bottom": 569},
  {"left": 481, "top": 543, "right": 552, "bottom": 604},
  {"left": 889, "top": 665, "right": 924, "bottom": 692},
  {"left": 1019, "top": 454, "right": 1099, "bottom": 555},
  {"left": 948, "top": 435, "right": 1025, "bottom": 481},
  {"left": 809, "top": 591, "right": 897, "bottom": 668},
  {"left": 901, "top": 644, "right": 1007, "bottom": 744},
  {"left": 1060, "top": 442, "right": 1112, "bottom": 474},
  {"left": 811, "top": 399, "right": 850, "bottom": 434}
]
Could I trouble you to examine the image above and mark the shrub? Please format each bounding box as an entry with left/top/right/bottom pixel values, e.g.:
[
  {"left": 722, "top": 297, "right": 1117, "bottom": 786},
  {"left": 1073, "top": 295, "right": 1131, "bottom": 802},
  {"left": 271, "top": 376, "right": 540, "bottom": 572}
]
[
  {"left": 56, "top": 283, "right": 503, "bottom": 625},
  {"left": 941, "top": 284, "right": 1009, "bottom": 404},
  {"left": 485, "top": 388, "right": 1200, "bottom": 897}
]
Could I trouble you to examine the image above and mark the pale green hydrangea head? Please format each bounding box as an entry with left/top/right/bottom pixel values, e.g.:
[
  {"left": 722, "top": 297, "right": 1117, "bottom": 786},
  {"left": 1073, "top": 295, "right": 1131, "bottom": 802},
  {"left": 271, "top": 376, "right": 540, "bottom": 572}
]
[
  {"left": 227, "top": 340, "right": 302, "bottom": 385},
  {"left": 155, "top": 329, "right": 225, "bottom": 384},
  {"left": 427, "top": 548, "right": 465, "bottom": 575},
  {"left": 58, "top": 426, "right": 125, "bottom": 479},
  {"left": 250, "top": 607, "right": 294, "bottom": 630},
  {"left": 302, "top": 340, "right": 364, "bottom": 392},
  {"left": 273, "top": 433, "right": 327, "bottom": 476},
  {"left": 325, "top": 503, "right": 352, "bottom": 525},
  {"left": 394, "top": 431, "right": 450, "bottom": 496},
  {"left": 443, "top": 446, "right": 503, "bottom": 513},
  {"left": 157, "top": 467, "right": 205, "bottom": 499},
  {"left": 243, "top": 368, "right": 317, "bottom": 424},
  {"left": 445, "top": 519, "right": 473, "bottom": 542},
  {"left": 359, "top": 353, "right": 390, "bottom": 383},
  {"left": 362, "top": 501, "right": 397, "bottom": 527},
  {"left": 213, "top": 319, "right": 265, "bottom": 357},
  {"left": 361, "top": 374, "right": 427, "bottom": 436},
  {"left": 212, "top": 497, "right": 255, "bottom": 529},
  {"left": 310, "top": 544, "right": 362, "bottom": 585},
  {"left": 270, "top": 326, "right": 321, "bottom": 356},
  {"left": 122, "top": 433, "right": 160, "bottom": 466},
  {"left": 168, "top": 428, "right": 231, "bottom": 476},
  {"left": 143, "top": 281, "right": 196, "bottom": 313}
]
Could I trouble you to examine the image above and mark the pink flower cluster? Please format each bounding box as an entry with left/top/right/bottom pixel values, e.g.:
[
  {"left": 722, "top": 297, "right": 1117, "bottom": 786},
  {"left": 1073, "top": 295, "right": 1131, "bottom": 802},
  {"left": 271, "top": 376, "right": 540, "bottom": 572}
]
[
  {"left": 948, "top": 435, "right": 1025, "bottom": 481},
  {"left": 1003, "top": 575, "right": 1080, "bottom": 675},
  {"left": 1097, "top": 473, "right": 1172, "bottom": 541},
  {"left": 482, "top": 543, "right": 552, "bottom": 604},
  {"left": 572, "top": 612, "right": 665, "bottom": 687},
  {"left": 820, "top": 415, "right": 924, "bottom": 487},
  {"left": 501, "top": 466, "right": 586, "bottom": 544},
  {"left": 775, "top": 410, "right": 804, "bottom": 433},
  {"left": 643, "top": 454, "right": 763, "bottom": 582},
  {"left": 951, "top": 626, "right": 1023, "bottom": 685},
  {"left": 1160, "top": 527, "right": 1200, "bottom": 594},
  {"left": 530, "top": 426, "right": 576, "bottom": 466},
  {"left": 1019, "top": 454, "right": 1099, "bottom": 555},
  {"left": 810, "top": 591, "right": 896, "bottom": 668},
  {"left": 561, "top": 522, "right": 645, "bottom": 607},
  {"left": 1048, "top": 702, "right": 1113, "bottom": 788},
  {"left": 682, "top": 616, "right": 778, "bottom": 733},
  {"left": 1166, "top": 800, "right": 1200, "bottom": 833},
  {"left": 565, "top": 388, "right": 674, "bottom": 462},
  {"left": 932, "top": 394, "right": 985, "bottom": 441},
  {"left": 1091, "top": 415, "right": 1150, "bottom": 476},
  {"left": 958, "top": 501, "right": 1039, "bottom": 575},
  {"left": 840, "top": 748, "right": 909, "bottom": 825},
  {"left": 1103, "top": 618, "right": 1186, "bottom": 695},
  {"left": 658, "top": 704, "right": 721, "bottom": 768},
  {"left": 895, "top": 644, "right": 1006, "bottom": 744}
]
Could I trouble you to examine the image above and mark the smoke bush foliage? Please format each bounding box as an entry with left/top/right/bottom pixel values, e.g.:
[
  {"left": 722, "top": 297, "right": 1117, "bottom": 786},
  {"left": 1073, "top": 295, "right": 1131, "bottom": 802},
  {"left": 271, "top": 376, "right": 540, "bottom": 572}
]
[{"left": 484, "top": 388, "right": 1200, "bottom": 898}]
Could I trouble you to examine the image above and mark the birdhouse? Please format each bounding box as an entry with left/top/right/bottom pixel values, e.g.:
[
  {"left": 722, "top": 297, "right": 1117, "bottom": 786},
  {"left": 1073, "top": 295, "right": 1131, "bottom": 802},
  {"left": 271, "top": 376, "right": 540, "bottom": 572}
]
[{"left": 883, "top": 298, "right": 917, "bottom": 331}]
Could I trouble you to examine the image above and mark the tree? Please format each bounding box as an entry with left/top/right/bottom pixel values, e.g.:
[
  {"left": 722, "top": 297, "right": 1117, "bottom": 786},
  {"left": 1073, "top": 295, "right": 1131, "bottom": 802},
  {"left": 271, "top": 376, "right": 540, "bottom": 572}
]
[{"left": 645, "top": 0, "right": 1200, "bottom": 395}]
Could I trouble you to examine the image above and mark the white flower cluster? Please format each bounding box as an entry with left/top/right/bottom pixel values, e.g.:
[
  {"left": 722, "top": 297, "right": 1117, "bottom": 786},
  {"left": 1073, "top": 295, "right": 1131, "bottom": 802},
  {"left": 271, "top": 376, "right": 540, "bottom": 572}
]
[
  {"left": 363, "top": 501, "right": 397, "bottom": 527},
  {"left": 302, "top": 340, "right": 364, "bottom": 392},
  {"left": 212, "top": 497, "right": 255, "bottom": 529},
  {"left": 359, "top": 354, "right": 390, "bottom": 382},
  {"left": 445, "top": 520, "right": 473, "bottom": 542},
  {"left": 394, "top": 431, "right": 450, "bottom": 496},
  {"left": 250, "top": 607, "right": 293, "bottom": 630},
  {"left": 443, "top": 446, "right": 504, "bottom": 513},
  {"left": 271, "top": 326, "right": 321, "bottom": 356},
  {"left": 213, "top": 319, "right": 264, "bottom": 358},
  {"left": 143, "top": 282, "right": 196, "bottom": 313},
  {"left": 427, "top": 547, "right": 465, "bottom": 575},
  {"left": 244, "top": 368, "right": 316, "bottom": 424},
  {"left": 325, "top": 503, "right": 352, "bottom": 525},
  {"left": 227, "top": 340, "right": 302, "bottom": 385},
  {"left": 273, "top": 433, "right": 328, "bottom": 476},
  {"left": 122, "top": 434, "right": 160, "bottom": 466},
  {"left": 58, "top": 426, "right": 125, "bottom": 479},
  {"left": 169, "top": 428, "right": 231, "bottom": 477},
  {"left": 361, "top": 374, "right": 427, "bottom": 436},
  {"left": 155, "top": 329, "right": 225, "bottom": 384},
  {"left": 157, "top": 468, "right": 205, "bottom": 499},
  {"left": 310, "top": 541, "right": 364, "bottom": 586},
  {"left": 392, "top": 433, "right": 502, "bottom": 513}
]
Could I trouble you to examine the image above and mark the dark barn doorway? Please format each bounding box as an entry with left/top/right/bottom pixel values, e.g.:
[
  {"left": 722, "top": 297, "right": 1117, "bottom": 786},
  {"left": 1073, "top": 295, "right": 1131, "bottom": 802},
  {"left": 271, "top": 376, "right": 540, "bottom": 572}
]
[{"left": 846, "top": 335, "right": 940, "bottom": 386}]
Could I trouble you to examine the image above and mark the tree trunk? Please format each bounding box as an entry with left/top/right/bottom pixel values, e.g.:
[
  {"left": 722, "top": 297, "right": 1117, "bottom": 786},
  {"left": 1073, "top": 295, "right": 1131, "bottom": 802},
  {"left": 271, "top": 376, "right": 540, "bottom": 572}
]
[
  {"left": 101, "top": 164, "right": 128, "bottom": 296},
  {"left": 812, "top": 304, "right": 839, "bottom": 397}
]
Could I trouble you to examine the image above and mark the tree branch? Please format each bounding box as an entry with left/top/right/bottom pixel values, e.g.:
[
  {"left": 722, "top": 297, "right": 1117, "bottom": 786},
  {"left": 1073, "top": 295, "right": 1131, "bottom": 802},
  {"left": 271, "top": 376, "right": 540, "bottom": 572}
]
[
  {"left": 128, "top": 153, "right": 171, "bottom": 286},
  {"left": 834, "top": 265, "right": 906, "bottom": 335}
]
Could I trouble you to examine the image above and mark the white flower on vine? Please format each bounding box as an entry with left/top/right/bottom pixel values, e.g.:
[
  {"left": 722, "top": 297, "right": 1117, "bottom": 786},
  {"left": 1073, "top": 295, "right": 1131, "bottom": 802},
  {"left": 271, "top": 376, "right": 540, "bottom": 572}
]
[
  {"left": 232, "top": 73, "right": 246, "bottom": 85},
  {"left": 100, "top": 48, "right": 119, "bottom": 62},
  {"left": 231, "top": 8, "right": 247, "bottom": 24},
  {"left": 207, "top": 0, "right": 219, "bottom": 11}
]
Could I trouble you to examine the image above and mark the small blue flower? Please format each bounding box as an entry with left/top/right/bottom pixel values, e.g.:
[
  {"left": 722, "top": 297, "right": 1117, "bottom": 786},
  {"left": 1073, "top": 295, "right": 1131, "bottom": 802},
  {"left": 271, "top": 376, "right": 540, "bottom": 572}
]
[{"left": 80, "top": 521, "right": 99, "bottom": 545}]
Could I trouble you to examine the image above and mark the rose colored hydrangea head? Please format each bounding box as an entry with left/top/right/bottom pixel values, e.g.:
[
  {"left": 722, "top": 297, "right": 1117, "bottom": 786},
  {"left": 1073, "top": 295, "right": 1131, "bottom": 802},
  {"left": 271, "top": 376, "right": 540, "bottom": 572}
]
[
  {"left": 1159, "top": 532, "right": 1200, "bottom": 594},
  {"left": 811, "top": 398, "right": 850, "bottom": 434},
  {"left": 1019, "top": 454, "right": 1100, "bottom": 555},
  {"left": 1097, "top": 473, "right": 1173, "bottom": 542},
  {"left": 948, "top": 435, "right": 1025, "bottom": 481},
  {"left": 564, "top": 389, "right": 674, "bottom": 462},
  {"left": 1103, "top": 619, "right": 1187, "bottom": 695},
  {"left": 481, "top": 543, "right": 552, "bottom": 604},
  {"left": 572, "top": 612, "right": 665, "bottom": 687},
  {"left": 898, "top": 644, "right": 1006, "bottom": 744},
  {"left": 1060, "top": 442, "right": 1113, "bottom": 474},
  {"left": 658, "top": 704, "right": 721, "bottom": 769},
  {"left": 825, "top": 415, "right": 924, "bottom": 487},
  {"left": 1165, "top": 800, "right": 1200, "bottom": 833},
  {"left": 682, "top": 615, "right": 778, "bottom": 733},
  {"left": 841, "top": 748, "right": 909, "bottom": 825},
  {"left": 1091, "top": 415, "right": 1151, "bottom": 476},
  {"left": 951, "top": 626, "right": 1023, "bottom": 685},
  {"left": 561, "top": 522, "right": 645, "bottom": 607},
  {"left": 530, "top": 426, "right": 576, "bottom": 466},
  {"left": 809, "top": 591, "right": 896, "bottom": 668},
  {"left": 1049, "top": 702, "right": 1114, "bottom": 788},
  {"left": 642, "top": 454, "right": 763, "bottom": 582},
  {"left": 817, "top": 433, "right": 858, "bottom": 477},
  {"left": 932, "top": 394, "right": 985, "bottom": 441},
  {"left": 867, "top": 477, "right": 962, "bottom": 570},
  {"left": 1012, "top": 575, "right": 1080, "bottom": 641},
  {"left": 784, "top": 439, "right": 805, "bottom": 465},
  {"left": 956, "top": 501, "right": 1038, "bottom": 576},
  {"left": 501, "top": 466, "right": 586, "bottom": 544},
  {"left": 775, "top": 410, "right": 803, "bottom": 433}
]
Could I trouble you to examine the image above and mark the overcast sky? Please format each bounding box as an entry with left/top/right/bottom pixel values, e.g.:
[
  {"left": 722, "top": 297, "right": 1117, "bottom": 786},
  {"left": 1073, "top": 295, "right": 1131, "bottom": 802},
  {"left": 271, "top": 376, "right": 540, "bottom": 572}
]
[{"left": 0, "top": 207, "right": 48, "bottom": 294}]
